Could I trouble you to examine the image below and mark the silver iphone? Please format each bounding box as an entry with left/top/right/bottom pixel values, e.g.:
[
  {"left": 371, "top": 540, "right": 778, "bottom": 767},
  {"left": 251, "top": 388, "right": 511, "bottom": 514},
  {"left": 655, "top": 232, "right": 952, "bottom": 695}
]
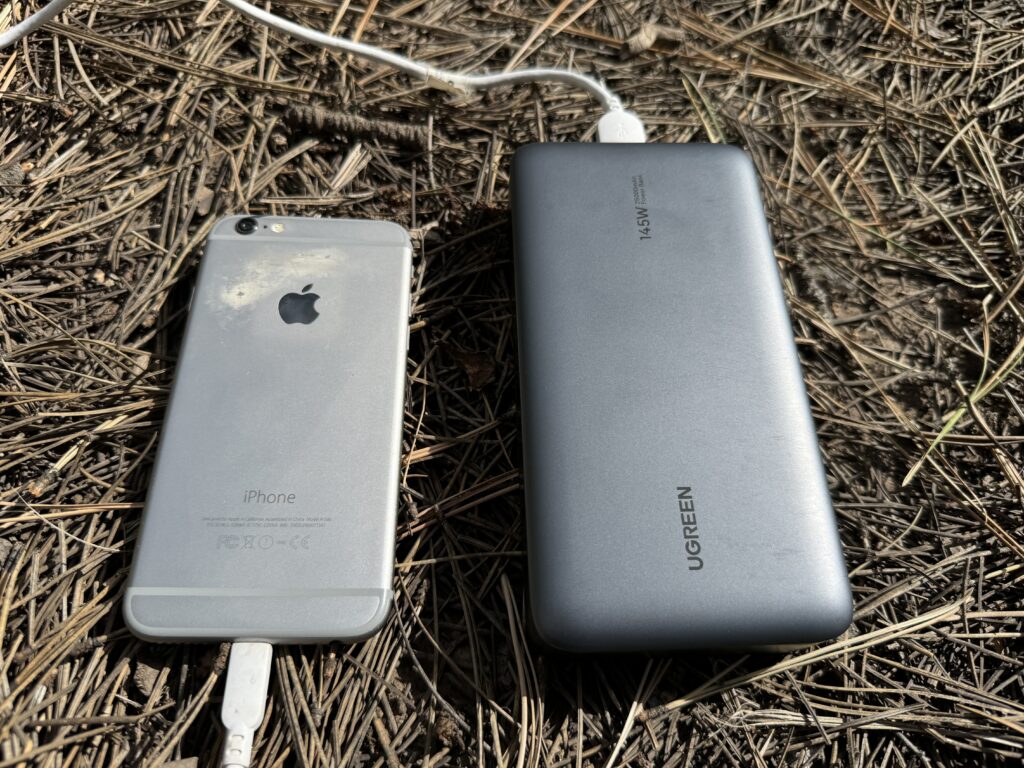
[{"left": 124, "top": 216, "right": 411, "bottom": 643}]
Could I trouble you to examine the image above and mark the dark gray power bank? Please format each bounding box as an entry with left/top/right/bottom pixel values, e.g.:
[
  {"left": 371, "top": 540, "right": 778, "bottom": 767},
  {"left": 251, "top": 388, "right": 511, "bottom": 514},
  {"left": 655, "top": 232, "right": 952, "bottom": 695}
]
[{"left": 512, "top": 143, "right": 852, "bottom": 652}]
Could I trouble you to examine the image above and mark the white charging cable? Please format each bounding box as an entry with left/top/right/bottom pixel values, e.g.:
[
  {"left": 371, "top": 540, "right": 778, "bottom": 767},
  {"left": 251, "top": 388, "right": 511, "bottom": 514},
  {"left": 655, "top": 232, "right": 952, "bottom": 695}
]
[
  {"left": 0, "top": 0, "right": 75, "bottom": 48},
  {"left": 1, "top": 0, "right": 646, "bottom": 141},
  {"left": 220, "top": 642, "right": 273, "bottom": 768},
  {"left": 221, "top": 0, "right": 622, "bottom": 109}
]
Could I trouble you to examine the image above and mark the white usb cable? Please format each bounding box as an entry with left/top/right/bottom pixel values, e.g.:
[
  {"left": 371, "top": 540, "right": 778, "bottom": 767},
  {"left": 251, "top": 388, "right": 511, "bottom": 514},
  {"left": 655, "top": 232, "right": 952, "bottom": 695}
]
[
  {"left": 220, "top": 0, "right": 623, "bottom": 110},
  {"left": 1, "top": 0, "right": 646, "bottom": 140},
  {"left": 220, "top": 642, "right": 273, "bottom": 768},
  {"left": 0, "top": 0, "right": 75, "bottom": 48}
]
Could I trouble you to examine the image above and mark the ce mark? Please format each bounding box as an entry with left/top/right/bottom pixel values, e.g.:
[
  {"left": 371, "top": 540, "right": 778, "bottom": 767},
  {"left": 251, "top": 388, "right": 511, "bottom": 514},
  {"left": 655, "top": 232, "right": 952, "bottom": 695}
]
[{"left": 287, "top": 535, "right": 311, "bottom": 551}]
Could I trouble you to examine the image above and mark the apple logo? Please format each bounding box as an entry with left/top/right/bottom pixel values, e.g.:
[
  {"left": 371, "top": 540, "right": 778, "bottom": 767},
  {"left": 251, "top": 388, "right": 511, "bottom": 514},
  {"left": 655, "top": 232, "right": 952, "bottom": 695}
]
[{"left": 278, "top": 284, "right": 320, "bottom": 324}]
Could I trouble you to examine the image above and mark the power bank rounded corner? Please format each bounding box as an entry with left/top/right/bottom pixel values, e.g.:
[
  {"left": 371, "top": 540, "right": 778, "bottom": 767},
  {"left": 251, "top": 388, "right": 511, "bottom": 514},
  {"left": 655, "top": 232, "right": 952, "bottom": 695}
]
[
  {"left": 526, "top": 580, "right": 594, "bottom": 654},
  {"left": 804, "top": 584, "right": 855, "bottom": 643}
]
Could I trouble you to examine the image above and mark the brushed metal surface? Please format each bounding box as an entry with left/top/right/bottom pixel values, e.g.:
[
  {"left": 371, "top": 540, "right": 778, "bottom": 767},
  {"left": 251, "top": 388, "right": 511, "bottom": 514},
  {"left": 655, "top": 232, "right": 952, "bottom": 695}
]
[
  {"left": 513, "top": 144, "right": 852, "bottom": 651},
  {"left": 125, "top": 216, "right": 410, "bottom": 642}
]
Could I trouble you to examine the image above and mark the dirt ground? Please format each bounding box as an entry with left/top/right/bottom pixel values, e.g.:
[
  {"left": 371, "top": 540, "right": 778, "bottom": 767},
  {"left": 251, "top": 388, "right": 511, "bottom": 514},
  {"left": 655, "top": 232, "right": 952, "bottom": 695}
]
[{"left": 1, "top": 1, "right": 1023, "bottom": 766}]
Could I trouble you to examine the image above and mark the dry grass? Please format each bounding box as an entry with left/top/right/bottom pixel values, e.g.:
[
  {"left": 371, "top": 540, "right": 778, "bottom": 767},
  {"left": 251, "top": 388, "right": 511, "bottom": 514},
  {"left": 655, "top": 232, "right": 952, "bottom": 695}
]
[{"left": 2, "top": 0, "right": 1024, "bottom": 766}]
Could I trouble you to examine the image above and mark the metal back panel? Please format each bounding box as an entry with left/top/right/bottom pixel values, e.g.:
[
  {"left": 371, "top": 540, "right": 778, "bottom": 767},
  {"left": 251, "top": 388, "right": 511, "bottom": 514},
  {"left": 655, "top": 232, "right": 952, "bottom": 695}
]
[
  {"left": 513, "top": 144, "right": 851, "bottom": 651},
  {"left": 125, "top": 216, "right": 410, "bottom": 642}
]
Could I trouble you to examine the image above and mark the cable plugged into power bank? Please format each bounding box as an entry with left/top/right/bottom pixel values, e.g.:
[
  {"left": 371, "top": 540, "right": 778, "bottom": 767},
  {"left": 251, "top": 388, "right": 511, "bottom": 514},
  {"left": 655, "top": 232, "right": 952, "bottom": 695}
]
[
  {"left": 220, "top": 642, "right": 273, "bottom": 768},
  {"left": 596, "top": 110, "right": 647, "bottom": 143},
  {"left": 1, "top": 0, "right": 645, "bottom": 142}
]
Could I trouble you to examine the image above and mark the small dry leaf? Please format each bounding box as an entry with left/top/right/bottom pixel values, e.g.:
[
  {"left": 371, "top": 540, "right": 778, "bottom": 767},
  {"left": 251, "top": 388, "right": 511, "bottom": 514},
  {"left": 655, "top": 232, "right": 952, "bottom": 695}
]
[
  {"left": 434, "top": 713, "right": 462, "bottom": 750},
  {"left": 195, "top": 185, "right": 215, "bottom": 216},
  {"left": 0, "top": 162, "right": 26, "bottom": 188},
  {"left": 132, "top": 659, "right": 161, "bottom": 697},
  {"left": 132, "top": 351, "right": 152, "bottom": 377},
  {"left": 0, "top": 538, "right": 14, "bottom": 565},
  {"left": 449, "top": 348, "right": 496, "bottom": 389},
  {"left": 26, "top": 469, "right": 57, "bottom": 497}
]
